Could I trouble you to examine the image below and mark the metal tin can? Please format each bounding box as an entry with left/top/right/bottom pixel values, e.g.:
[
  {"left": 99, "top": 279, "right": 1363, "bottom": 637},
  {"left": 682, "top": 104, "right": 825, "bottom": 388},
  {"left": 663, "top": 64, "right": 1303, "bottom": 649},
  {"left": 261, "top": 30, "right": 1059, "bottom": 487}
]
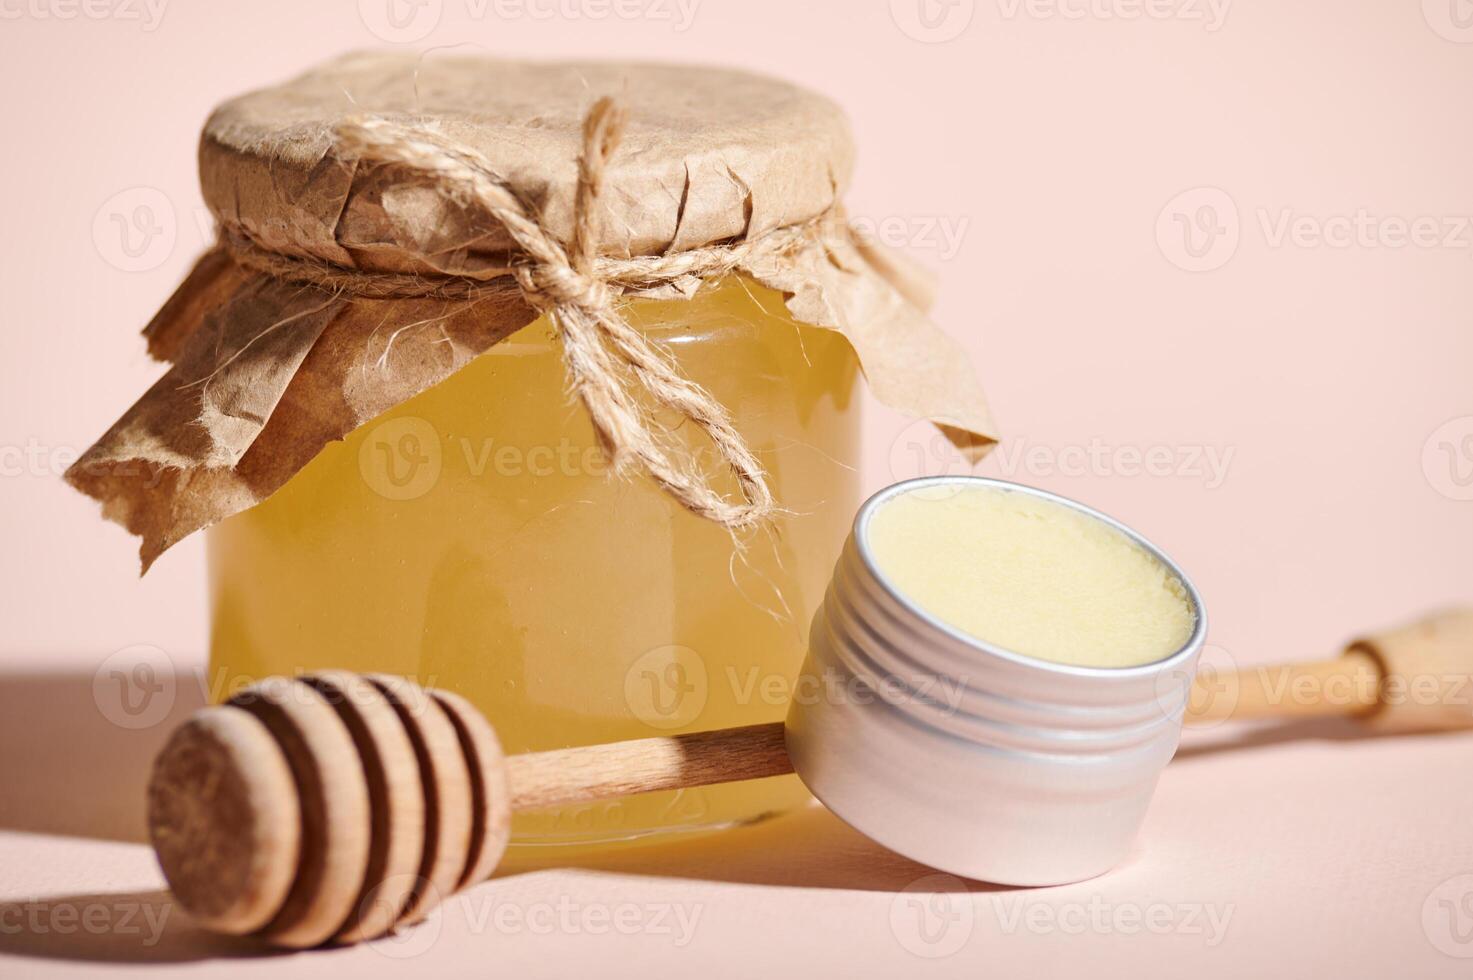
[{"left": 785, "top": 476, "right": 1207, "bottom": 885}]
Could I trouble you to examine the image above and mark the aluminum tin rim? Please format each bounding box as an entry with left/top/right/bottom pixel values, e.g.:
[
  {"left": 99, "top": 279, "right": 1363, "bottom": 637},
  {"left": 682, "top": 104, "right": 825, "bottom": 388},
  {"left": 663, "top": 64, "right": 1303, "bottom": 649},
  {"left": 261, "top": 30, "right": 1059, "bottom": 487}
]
[{"left": 852, "top": 476, "right": 1207, "bottom": 681}]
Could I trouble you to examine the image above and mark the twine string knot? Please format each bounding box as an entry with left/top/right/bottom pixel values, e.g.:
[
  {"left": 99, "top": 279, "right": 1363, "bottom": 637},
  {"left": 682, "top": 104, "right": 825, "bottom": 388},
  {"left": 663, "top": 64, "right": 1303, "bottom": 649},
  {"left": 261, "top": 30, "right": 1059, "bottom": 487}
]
[{"left": 268, "top": 97, "right": 790, "bottom": 529}]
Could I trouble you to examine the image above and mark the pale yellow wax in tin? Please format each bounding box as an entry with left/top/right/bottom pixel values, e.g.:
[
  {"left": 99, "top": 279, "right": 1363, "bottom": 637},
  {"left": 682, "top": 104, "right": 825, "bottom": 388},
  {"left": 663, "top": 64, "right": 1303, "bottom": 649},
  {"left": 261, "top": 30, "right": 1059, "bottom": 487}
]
[{"left": 865, "top": 486, "right": 1195, "bottom": 668}]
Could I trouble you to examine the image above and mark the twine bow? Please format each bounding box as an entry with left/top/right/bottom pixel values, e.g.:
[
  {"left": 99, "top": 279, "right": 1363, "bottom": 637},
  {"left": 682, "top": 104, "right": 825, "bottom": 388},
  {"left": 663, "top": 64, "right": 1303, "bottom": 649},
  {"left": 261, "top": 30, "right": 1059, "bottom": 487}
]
[{"left": 228, "top": 97, "right": 829, "bottom": 530}]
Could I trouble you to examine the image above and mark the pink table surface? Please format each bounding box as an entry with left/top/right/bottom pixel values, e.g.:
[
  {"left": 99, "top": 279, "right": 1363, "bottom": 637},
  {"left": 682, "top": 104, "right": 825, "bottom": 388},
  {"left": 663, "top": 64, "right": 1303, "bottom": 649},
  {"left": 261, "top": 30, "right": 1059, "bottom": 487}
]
[
  {"left": 4, "top": 1, "right": 1473, "bottom": 977},
  {"left": 3, "top": 661, "right": 1473, "bottom": 978}
]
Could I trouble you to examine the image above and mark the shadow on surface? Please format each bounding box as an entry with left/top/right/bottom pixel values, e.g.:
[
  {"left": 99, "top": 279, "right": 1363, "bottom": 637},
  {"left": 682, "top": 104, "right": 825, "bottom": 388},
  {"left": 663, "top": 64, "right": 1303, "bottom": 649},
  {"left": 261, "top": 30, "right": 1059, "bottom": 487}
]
[
  {"left": 497, "top": 802, "right": 1017, "bottom": 893},
  {"left": 1173, "top": 715, "right": 1449, "bottom": 761},
  {"left": 0, "top": 669, "right": 210, "bottom": 843},
  {"left": 0, "top": 889, "right": 282, "bottom": 965}
]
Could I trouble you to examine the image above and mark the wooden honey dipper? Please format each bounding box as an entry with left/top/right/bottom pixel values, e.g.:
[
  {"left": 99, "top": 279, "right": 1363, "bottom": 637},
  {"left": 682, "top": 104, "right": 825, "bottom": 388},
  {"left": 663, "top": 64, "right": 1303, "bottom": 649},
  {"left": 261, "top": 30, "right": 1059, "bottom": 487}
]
[
  {"left": 147, "top": 609, "right": 1473, "bottom": 948},
  {"left": 147, "top": 671, "right": 792, "bottom": 948}
]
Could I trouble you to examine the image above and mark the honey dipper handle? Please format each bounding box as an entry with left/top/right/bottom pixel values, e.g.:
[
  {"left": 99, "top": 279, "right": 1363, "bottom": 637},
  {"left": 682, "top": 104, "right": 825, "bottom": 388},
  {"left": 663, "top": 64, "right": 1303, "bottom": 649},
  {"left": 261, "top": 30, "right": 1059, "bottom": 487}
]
[
  {"left": 1187, "top": 607, "right": 1473, "bottom": 731},
  {"left": 1348, "top": 606, "right": 1473, "bottom": 732},
  {"left": 503, "top": 721, "right": 794, "bottom": 811},
  {"left": 1187, "top": 649, "right": 1380, "bottom": 724}
]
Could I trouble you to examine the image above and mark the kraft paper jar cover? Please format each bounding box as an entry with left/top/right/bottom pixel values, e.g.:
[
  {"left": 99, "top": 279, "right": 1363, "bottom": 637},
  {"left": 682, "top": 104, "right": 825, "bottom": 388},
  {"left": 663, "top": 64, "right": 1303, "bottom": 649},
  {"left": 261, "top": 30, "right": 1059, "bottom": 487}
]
[{"left": 66, "top": 51, "right": 997, "bottom": 569}]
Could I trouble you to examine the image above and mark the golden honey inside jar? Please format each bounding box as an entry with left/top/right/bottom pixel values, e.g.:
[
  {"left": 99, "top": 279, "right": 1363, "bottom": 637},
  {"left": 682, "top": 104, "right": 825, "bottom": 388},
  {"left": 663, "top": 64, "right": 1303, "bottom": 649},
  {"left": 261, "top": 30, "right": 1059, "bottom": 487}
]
[
  {"left": 65, "top": 53, "right": 995, "bottom": 856},
  {"left": 207, "top": 277, "right": 860, "bottom": 846}
]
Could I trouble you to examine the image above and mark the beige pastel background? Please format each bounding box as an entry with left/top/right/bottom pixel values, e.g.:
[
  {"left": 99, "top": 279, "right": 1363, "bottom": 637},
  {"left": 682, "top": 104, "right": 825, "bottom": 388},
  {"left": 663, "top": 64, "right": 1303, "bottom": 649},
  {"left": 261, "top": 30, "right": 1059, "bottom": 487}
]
[{"left": 1, "top": 0, "right": 1472, "bottom": 978}]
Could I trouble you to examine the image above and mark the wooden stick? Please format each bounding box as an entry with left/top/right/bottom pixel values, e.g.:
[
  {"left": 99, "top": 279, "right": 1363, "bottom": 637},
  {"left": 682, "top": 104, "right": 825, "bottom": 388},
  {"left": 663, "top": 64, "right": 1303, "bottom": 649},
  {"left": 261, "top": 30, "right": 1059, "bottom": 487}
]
[
  {"left": 1187, "top": 608, "right": 1473, "bottom": 731},
  {"left": 504, "top": 721, "right": 792, "bottom": 811},
  {"left": 1188, "top": 648, "right": 1381, "bottom": 724}
]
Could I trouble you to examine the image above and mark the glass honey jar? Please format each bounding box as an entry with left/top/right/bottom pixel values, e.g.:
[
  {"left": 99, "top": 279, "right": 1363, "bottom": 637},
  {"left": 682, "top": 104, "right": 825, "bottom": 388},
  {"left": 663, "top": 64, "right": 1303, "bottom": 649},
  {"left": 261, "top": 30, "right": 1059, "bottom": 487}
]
[
  {"left": 206, "top": 276, "right": 861, "bottom": 846},
  {"left": 67, "top": 51, "right": 995, "bottom": 852}
]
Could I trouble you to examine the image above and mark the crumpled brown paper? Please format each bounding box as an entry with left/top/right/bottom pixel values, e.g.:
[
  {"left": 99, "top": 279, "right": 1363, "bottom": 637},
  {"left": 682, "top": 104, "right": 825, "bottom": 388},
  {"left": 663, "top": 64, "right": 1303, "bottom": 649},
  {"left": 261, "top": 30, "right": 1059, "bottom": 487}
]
[{"left": 66, "top": 52, "right": 997, "bottom": 570}]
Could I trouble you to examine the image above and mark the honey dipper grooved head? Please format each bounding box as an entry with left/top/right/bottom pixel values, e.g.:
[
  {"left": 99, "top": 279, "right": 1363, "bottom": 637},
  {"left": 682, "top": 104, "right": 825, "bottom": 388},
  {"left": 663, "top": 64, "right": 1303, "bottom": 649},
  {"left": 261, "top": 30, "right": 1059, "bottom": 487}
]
[
  {"left": 146, "top": 673, "right": 509, "bottom": 948},
  {"left": 300, "top": 671, "right": 426, "bottom": 944},
  {"left": 363, "top": 674, "right": 472, "bottom": 927},
  {"left": 430, "top": 687, "right": 512, "bottom": 889}
]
